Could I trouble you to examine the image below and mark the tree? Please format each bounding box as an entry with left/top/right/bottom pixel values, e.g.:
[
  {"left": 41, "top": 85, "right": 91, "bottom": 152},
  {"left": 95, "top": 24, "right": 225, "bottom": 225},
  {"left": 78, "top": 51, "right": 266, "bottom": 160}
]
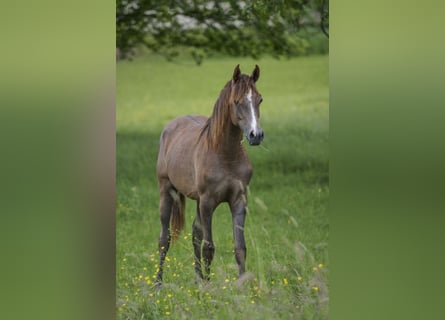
[{"left": 116, "top": 0, "right": 329, "bottom": 64}]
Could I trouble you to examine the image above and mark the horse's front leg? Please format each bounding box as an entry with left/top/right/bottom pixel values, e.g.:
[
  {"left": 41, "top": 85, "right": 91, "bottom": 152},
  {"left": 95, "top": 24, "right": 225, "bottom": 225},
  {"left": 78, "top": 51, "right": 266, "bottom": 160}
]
[
  {"left": 230, "top": 198, "right": 247, "bottom": 277},
  {"left": 199, "top": 198, "right": 216, "bottom": 280},
  {"left": 192, "top": 200, "right": 204, "bottom": 280}
]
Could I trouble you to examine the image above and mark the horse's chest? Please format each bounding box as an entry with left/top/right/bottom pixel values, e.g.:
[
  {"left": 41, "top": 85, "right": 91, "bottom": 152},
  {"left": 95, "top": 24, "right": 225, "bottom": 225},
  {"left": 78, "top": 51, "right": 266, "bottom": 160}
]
[{"left": 197, "top": 160, "right": 252, "bottom": 203}]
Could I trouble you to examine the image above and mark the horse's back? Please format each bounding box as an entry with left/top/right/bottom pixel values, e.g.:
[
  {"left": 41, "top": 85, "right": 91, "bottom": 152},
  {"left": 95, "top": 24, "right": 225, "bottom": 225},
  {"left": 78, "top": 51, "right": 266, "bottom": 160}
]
[
  {"left": 157, "top": 115, "right": 207, "bottom": 198},
  {"left": 158, "top": 115, "right": 207, "bottom": 152}
]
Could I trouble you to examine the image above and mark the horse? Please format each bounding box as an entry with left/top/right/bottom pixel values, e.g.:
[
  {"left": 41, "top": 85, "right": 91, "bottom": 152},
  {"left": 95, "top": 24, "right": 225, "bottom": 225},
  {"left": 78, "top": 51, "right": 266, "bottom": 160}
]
[{"left": 155, "top": 64, "right": 264, "bottom": 285}]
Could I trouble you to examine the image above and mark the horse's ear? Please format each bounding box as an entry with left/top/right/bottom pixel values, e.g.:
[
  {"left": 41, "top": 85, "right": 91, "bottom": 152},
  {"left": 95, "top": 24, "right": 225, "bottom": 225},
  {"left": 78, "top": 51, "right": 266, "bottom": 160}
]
[
  {"left": 232, "top": 64, "right": 241, "bottom": 82},
  {"left": 251, "top": 65, "right": 260, "bottom": 82}
]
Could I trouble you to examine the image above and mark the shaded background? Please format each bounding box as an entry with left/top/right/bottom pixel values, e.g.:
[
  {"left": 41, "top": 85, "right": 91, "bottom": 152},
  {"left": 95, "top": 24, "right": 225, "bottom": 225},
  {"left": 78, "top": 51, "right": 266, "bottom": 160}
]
[{"left": 116, "top": 0, "right": 329, "bottom": 63}]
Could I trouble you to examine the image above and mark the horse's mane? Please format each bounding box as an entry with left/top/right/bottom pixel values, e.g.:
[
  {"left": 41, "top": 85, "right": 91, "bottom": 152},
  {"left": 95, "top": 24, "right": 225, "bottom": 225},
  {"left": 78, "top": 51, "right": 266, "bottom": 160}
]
[{"left": 200, "top": 75, "right": 253, "bottom": 149}]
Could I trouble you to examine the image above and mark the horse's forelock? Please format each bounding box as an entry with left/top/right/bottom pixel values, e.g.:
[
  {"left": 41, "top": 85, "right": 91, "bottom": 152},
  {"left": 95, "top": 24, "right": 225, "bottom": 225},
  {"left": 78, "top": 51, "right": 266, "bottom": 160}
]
[{"left": 231, "top": 75, "right": 255, "bottom": 102}]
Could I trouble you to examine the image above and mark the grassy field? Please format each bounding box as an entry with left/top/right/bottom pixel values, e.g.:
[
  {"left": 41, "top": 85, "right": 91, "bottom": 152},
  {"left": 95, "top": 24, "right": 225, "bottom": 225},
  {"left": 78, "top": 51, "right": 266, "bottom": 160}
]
[{"left": 117, "top": 53, "right": 329, "bottom": 319}]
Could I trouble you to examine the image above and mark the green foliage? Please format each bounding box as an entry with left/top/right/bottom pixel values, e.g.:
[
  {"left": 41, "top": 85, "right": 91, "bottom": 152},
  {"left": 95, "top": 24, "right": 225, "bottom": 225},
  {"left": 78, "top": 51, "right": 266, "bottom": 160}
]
[
  {"left": 117, "top": 54, "right": 329, "bottom": 318},
  {"left": 116, "top": 0, "right": 329, "bottom": 64}
]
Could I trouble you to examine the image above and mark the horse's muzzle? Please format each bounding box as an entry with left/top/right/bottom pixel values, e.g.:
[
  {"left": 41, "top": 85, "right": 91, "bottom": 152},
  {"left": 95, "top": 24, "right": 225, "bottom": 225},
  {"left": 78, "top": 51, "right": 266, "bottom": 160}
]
[{"left": 247, "top": 129, "right": 264, "bottom": 146}]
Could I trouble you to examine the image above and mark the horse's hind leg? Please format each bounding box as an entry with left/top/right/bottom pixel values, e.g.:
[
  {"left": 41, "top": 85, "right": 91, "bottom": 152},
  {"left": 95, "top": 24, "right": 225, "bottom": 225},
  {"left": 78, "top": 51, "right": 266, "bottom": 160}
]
[
  {"left": 192, "top": 200, "right": 204, "bottom": 279},
  {"left": 155, "top": 179, "right": 174, "bottom": 285}
]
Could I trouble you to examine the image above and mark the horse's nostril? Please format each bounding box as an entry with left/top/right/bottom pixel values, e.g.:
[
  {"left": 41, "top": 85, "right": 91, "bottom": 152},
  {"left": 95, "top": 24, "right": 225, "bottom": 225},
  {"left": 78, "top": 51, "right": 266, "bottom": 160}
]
[{"left": 249, "top": 131, "right": 256, "bottom": 139}]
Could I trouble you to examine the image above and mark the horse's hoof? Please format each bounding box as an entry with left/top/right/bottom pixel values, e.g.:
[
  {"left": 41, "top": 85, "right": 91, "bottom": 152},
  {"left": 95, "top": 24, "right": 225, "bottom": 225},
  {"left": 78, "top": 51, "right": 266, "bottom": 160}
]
[
  {"left": 194, "top": 275, "right": 205, "bottom": 285},
  {"left": 155, "top": 279, "right": 163, "bottom": 289},
  {"left": 234, "top": 272, "right": 255, "bottom": 288}
]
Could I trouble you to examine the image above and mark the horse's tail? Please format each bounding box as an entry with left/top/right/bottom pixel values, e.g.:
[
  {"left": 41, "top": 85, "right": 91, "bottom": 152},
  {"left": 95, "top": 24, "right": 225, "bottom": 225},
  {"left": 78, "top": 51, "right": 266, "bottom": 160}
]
[{"left": 171, "top": 192, "right": 186, "bottom": 243}]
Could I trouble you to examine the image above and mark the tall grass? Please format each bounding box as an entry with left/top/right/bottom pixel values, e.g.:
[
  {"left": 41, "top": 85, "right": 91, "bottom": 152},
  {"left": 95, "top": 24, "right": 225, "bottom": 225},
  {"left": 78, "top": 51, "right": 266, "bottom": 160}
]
[{"left": 117, "top": 53, "right": 329, "bottom": 319}]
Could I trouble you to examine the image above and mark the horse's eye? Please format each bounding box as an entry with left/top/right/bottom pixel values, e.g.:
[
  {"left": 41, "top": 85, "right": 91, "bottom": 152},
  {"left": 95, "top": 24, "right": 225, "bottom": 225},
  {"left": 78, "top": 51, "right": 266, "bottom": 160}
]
[{"left": 259, "top": 97, "right": 263, "bottom": 104}]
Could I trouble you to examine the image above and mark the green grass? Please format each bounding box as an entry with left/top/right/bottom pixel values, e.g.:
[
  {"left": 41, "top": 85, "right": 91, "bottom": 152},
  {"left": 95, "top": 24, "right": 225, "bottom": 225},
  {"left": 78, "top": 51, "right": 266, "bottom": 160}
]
[{"left": 117, "top": 53, "right": 329, "bottom": 319}]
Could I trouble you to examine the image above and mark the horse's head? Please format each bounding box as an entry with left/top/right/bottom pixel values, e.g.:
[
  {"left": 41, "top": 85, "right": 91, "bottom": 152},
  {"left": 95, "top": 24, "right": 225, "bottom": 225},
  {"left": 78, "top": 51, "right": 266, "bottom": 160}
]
[{"left": 230, "top": 65, "right": 264, "bottom": 146}]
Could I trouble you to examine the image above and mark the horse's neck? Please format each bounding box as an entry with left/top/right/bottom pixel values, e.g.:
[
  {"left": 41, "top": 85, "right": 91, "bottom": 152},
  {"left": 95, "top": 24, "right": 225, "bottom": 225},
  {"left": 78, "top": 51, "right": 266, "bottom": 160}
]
[
  {"left": 208, "top": 93, "right": 244, "bottom": 159},
  {"left": 216, "top": 122, "right": 244, "bottom": 160}
]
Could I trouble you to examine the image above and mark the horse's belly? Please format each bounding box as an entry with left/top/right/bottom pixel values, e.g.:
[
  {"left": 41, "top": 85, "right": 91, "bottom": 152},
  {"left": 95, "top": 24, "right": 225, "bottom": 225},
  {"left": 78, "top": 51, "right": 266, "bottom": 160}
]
[{"left": 168, "top": 167, "right": 199, "bottom": 200}]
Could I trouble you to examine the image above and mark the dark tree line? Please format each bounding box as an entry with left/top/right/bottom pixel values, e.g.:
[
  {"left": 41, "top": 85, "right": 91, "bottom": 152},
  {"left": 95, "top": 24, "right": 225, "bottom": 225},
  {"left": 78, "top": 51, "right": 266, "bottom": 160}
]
[{"left": 117, "top": 0, "right": 329, "bottom": 64}]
